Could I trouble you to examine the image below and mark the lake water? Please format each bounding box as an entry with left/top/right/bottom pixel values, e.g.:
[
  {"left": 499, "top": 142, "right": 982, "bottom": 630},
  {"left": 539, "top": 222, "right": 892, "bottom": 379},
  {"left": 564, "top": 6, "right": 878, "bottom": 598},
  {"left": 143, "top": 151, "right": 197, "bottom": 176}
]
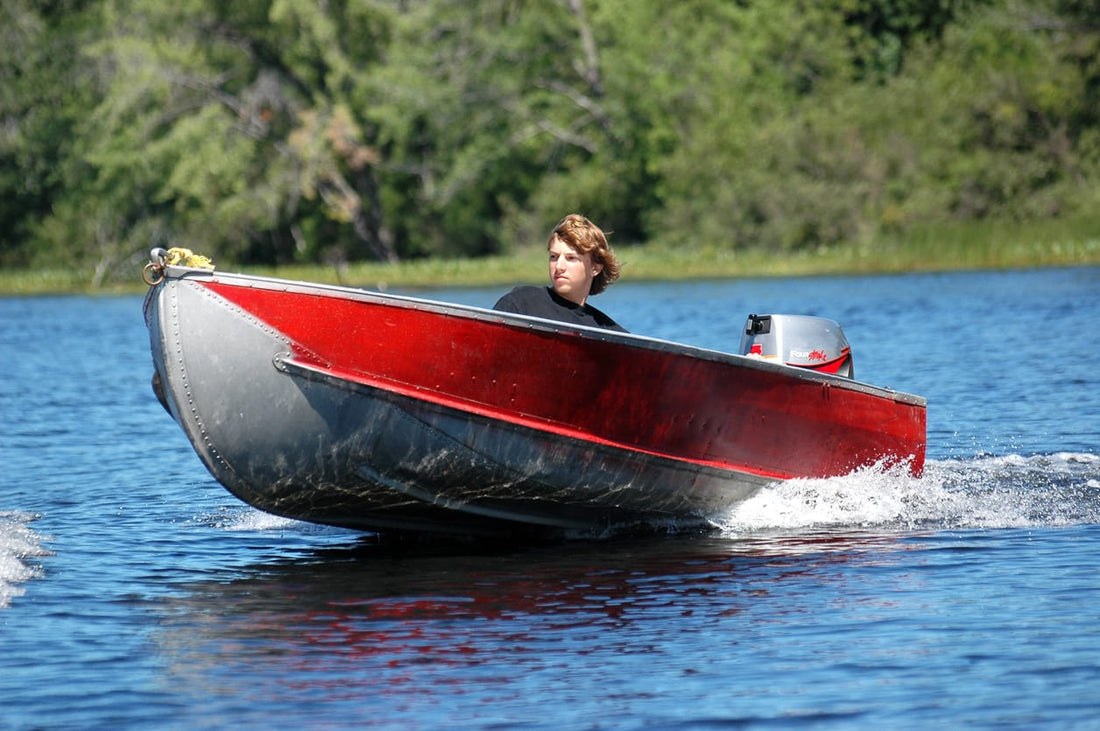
[{"left": 3, "top": 266, "right": 1100, "bottom": 728}]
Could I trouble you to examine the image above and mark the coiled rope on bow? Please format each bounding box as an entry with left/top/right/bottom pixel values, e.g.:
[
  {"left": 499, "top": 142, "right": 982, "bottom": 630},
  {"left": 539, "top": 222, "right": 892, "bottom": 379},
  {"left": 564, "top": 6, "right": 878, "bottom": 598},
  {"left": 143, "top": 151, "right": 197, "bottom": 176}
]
[{"left": 143, "top": 247, "right": 215, "bottom": 286}]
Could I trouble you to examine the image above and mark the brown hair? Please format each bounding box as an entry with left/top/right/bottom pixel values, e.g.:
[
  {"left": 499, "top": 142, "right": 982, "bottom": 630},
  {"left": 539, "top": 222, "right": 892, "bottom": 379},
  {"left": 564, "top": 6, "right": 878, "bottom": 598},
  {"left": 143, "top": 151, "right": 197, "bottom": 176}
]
[{"left": 547, "top": 214, "right": 621, "bottom": 296}]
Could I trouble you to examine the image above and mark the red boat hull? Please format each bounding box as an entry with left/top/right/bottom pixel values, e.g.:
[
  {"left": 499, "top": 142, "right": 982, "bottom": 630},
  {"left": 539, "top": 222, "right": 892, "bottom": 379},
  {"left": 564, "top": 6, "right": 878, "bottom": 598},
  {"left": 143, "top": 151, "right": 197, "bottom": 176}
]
[{"left": 145, "top": 266, "right": 926, "bottom": 538}]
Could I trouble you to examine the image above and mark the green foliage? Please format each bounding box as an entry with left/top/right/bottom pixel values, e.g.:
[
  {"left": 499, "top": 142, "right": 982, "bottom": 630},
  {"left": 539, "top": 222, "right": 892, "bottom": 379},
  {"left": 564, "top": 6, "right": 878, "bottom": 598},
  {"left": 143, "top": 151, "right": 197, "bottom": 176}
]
[
  {"left": 0, "top": 1, "right": 101, "bottom": 268},
  {"left": 1, "top": 0, "right": 1098, "bottom": 285},
  {"left": 837, "top": 0, "right": 987, "bottom": 79}
]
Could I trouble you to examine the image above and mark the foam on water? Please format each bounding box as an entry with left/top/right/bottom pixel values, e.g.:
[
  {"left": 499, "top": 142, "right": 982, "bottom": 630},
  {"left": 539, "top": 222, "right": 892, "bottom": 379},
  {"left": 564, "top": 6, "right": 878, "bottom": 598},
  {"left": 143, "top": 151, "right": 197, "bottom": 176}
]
[
  {"left": 191, "top": 505, "right": 350, "bottom": 536},
  {"left": 191, "top": 505, "right": 305, "bottom": 532},
  {"left": 718, "top": 452, "right": 1100, "bottom": 535},
  {"left": 0, "top": 511, "right": 52, "bottom": 609}
]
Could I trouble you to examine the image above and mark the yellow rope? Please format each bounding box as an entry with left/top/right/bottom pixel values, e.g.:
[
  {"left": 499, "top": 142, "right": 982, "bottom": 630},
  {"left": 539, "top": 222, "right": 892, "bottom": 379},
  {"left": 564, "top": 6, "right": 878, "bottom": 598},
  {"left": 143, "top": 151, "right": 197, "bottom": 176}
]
[{"left": 163, "top": 247, "right": 215, "bottom": 270}]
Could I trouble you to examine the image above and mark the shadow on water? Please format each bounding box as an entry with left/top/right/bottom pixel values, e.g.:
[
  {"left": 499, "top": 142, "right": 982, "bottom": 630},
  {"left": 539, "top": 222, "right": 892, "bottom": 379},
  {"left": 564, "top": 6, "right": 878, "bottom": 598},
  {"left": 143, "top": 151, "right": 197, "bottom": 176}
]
[
  {"left": 149, "top": 530, "right": 903, "bottom": 698},
  {"left": 162, "top": 528, "right": 894, "bottom": 617}
]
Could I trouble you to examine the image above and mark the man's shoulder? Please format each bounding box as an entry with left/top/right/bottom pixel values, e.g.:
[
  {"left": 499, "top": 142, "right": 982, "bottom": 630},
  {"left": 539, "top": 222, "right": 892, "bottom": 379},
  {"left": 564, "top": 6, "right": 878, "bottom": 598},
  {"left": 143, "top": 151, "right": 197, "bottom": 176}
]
[
  {"left": 493, "top": 285, "right": 627, "bottom": 332},
  {"left": 494, "top": 285, "right": 551, "bottom": 312},
  {"left": 584, "top": 303, "right": 626, "bottom": 332},
  {"left": 504, "top": 284, "right": 549, "bottom": 301}
]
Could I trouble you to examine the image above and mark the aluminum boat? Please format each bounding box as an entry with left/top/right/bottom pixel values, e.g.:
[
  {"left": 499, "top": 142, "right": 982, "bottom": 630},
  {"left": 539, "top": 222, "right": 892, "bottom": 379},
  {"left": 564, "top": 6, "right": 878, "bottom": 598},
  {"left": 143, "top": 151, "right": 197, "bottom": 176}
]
[{"left": 142, "top": 248, "right": 926, "bottom": 540}]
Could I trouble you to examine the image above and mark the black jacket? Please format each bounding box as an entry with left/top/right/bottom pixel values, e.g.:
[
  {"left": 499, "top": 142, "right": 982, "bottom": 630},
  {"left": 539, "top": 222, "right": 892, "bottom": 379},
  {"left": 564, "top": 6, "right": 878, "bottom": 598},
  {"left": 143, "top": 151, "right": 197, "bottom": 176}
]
[{"left": 493, "top": 285, "right": 627, "bottom": 332}]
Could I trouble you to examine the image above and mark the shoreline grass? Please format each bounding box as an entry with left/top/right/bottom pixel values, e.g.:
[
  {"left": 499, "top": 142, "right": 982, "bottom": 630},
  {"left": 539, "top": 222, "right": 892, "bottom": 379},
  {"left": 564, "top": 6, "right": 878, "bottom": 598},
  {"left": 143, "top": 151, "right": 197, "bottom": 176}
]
[{"left": 2, "top": 217, "right": 1098, "bottom": 296}]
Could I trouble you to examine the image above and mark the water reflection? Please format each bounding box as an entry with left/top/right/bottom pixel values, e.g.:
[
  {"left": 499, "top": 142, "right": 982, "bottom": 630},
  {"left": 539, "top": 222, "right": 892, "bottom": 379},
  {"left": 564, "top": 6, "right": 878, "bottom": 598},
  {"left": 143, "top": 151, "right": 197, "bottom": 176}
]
[{"left": 152, "top": 531, "right": 907, "bottom": 710}]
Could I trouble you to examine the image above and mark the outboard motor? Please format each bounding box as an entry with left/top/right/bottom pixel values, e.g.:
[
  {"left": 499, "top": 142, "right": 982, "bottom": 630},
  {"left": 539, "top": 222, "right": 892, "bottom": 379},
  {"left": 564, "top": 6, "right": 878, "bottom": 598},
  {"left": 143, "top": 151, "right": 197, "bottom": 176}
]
[{"left": 739, "top": 314, "right": 854, "bottom": 378}]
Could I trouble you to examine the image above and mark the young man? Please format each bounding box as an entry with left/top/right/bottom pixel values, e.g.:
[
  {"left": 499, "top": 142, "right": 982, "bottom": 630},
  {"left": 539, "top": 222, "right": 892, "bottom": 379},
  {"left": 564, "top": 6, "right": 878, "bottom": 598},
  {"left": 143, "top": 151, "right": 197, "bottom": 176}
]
[{"left": 493, "top": 214, "right": 626, "bottom": 331}]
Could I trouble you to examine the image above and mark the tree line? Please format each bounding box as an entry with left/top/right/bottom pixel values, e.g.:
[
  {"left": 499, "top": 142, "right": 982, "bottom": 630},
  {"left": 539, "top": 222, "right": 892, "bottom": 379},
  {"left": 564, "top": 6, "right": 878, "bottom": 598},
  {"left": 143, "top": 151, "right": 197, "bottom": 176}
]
[{"left": 2, "top": 0, "right": 1097, "bottom": 284}]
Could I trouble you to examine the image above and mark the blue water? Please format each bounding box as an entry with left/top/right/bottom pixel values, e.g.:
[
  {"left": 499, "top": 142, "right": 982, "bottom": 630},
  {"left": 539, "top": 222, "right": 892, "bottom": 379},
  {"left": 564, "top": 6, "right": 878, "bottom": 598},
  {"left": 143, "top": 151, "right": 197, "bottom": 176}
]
[{"left": 3, "top": 267, "right": 1100, "bottom": 728}]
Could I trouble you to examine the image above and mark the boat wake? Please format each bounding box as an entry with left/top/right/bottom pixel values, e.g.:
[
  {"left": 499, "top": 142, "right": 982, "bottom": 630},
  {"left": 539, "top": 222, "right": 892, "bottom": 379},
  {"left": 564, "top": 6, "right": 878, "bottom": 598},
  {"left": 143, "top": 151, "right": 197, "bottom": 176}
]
[
  {"left": 4, "top": 455, "right": 1094, "bottom": 611},
  {"left": 193, "top": 453, "right": 1100, "bottom": 543},
  {"left": 717, "top": 452, "right": 1100, "bottom": 535},
  {"left": 0, "top": 511, "right": 52, "bottom": 610}
]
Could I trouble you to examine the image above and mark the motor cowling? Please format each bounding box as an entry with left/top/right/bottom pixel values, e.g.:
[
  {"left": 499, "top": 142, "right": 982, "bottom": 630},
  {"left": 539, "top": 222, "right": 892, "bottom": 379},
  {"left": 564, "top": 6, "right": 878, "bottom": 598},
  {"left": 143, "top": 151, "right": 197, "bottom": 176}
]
[{"left": 739, "top": 314, "right": 854, "bottom": 378}]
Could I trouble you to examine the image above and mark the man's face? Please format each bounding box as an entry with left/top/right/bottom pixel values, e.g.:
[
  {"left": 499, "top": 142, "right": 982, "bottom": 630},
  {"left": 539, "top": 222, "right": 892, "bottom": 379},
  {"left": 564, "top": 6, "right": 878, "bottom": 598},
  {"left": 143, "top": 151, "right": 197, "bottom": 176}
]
[{"left": 548, "top": 237, "right": 601, "bottom": 305}]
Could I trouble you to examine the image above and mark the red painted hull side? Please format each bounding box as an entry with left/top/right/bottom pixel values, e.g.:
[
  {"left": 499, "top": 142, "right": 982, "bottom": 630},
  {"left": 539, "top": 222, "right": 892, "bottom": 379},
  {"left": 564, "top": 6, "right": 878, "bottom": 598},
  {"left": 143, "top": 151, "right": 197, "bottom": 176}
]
[{"left": 202, "top": 279, "right": 926, "bottom": 481}]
